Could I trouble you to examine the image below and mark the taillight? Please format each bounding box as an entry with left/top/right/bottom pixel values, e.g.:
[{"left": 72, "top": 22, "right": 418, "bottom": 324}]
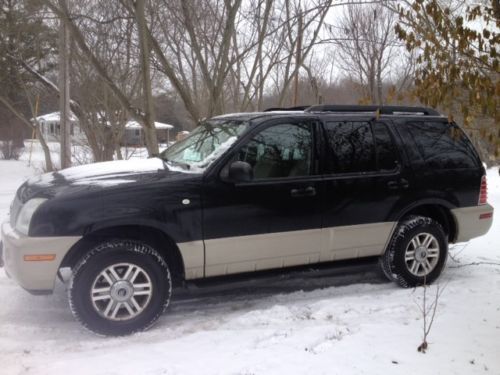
[{"left": 479, "top": 175, "right": 488, "bottom": 205}]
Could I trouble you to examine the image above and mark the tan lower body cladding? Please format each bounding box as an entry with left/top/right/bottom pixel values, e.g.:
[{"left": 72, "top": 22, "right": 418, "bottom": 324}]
[{"left": 179, "top": 222, "right": 396, "bottom": 279}]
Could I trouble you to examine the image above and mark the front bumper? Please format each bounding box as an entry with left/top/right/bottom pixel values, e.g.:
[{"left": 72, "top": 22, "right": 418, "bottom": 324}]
[
  {"left": 451, "top": 203, "right": 494, "bottom": 243},
  {"left": 1, "top": 221, "right": 81, "bottom": 294}
]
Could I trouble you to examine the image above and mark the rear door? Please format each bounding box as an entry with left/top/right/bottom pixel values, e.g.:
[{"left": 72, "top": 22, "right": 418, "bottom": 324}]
[
  {"left": 319, "top": 117, "right": 409, "bottom": 261},
  {"left": 201, "top": 118, "right": 324, "bottom": 277}
]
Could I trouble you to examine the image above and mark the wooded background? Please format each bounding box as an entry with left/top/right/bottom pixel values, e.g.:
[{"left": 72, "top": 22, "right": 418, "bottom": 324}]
[{"left": 0, "top": 0, "right": 498, "bottom": 168}]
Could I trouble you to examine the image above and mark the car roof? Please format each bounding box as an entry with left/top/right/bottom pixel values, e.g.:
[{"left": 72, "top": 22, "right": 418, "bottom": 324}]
[
  {"left": 210, "top": 106, "right": 447, "bottom": 125},
  {"left": 211, "top": 111, "right": 313, "bottom": 122}
]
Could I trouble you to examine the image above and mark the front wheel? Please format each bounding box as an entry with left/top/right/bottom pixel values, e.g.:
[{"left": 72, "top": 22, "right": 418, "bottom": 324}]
[
  {"left": 380, "top": 216, "right": 448, "bottom": 288},
  {"left": 69, "top": 240, "right": 171, "bottom": 336}
]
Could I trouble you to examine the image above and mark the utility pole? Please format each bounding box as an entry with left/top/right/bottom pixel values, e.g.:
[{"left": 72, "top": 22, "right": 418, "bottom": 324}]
[{"left": 59, "top": 0, "right": 71, "bottom": 169}]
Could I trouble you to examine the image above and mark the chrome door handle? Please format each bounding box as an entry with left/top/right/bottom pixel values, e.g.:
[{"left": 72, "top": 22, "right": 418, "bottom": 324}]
[
  {"left": 387, "top": 181, "right": 398, "bottom": 190},
  {"left": 290, "top": 186, "right": 316, "bottom": 197},
  {"left": 303, "top": 186, "right": 316, "bottom": 196}
]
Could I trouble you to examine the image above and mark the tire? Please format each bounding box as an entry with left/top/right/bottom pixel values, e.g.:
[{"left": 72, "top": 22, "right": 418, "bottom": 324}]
[
  {"left": 69, "top": 239, "right": 172, "bottom": 336},
  {"left": 379, "top": 216, "right": 448, "bottom": 288}
]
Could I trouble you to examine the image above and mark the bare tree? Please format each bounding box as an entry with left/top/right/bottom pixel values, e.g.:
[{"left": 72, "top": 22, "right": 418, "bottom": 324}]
[
  {"left": 41, "top": 0, "right": 161, "bottom": 156},
  {"left": 227, "top": 0, "right": 276, "bottom": 112},
  {"left": 0, "top": 0, "right": 55, "bottom": 169},
  {"left": 0, "top": 95, "right": 54, "bottom": 170},
  {"left": 134, "top": 0, "right": 158, "bottom": 155},
  {"left": 271, "top": 0, "right": 333, "bottom": 107},
  {"left": 29, "top": 0, "right": 428, "bottom": 163},
  {"left": 328, "top": 1, "right": 403, "bottom": 105}
]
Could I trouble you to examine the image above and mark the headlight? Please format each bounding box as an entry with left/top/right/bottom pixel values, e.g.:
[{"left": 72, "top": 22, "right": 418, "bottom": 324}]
[{"left": 15, "top": 198, "right": 47, "bottom": 235}]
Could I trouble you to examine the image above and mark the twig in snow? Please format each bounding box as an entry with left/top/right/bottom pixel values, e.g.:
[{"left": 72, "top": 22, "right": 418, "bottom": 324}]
[
  {"left": 416, "top": 278, "right": 448, "bottom": 353},
  {"left": 448, "top": 261, "right": 500, "bottom": 269},
  {"left": 448, "top": 242, "right": 469, "bottom": 264}
]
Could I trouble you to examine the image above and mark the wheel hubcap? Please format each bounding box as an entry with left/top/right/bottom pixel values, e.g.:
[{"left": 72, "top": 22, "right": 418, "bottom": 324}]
[
  {"left": 404, "top": 233, "right": 440, "bottom": 277},
  {"left": 110, "top": 281, "right": 134, "bottom": 302},
  {"left": 90, "top": 263, "right": 153, "bottom": 321}
]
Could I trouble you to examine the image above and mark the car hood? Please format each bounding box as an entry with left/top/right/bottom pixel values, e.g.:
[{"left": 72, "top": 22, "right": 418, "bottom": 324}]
[{"left": 18, "top": 158, "right": 193, "bottom": 202}]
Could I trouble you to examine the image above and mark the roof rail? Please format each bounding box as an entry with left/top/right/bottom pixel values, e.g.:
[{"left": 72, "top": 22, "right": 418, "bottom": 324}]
[
  {"left": 305, "top": 105, "right": 441, "bottom": 116},
  {"left": 264, "top": 106, "right": 310, "bottom": 112}
]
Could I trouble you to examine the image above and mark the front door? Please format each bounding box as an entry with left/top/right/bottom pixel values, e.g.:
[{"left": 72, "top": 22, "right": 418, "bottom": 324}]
[{"left": 202, "top": 118, "right": 323, "bottom": 277}]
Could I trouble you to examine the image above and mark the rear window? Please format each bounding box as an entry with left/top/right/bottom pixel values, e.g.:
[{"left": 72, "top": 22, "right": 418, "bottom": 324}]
[
  {"left": 403, "top": 121, "right": 479, "bottom": 169},
  {"left": 323, "top": 121, "right": 375, "bottom": 174},
  {"left": 323, "top": 121, "right": 399, "bottom": 174}
]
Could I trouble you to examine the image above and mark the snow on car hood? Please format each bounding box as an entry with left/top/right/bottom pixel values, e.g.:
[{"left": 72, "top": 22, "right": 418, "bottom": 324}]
[{"left": 27, "top": 158, "right": 166, "bottom": 188}]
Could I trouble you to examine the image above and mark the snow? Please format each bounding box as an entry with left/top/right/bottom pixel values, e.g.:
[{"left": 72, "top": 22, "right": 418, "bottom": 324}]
[
  {"left": 190, "top": 136, "right": 238, "bottom": 171},
  {"left": 126, "top": 120, "right": 174, "bottom": 130},
  {"left": 33, "top": 111, "right": 78, "bottom": 123},
  {"left": 16, "top": 140, "right": 171, "bottom": 173},
  {"left": 27, "top": 157, "right": 165, "bottom": 187},
  {"left": 0, "top": 159, "right": 499, "bottom": 375}
]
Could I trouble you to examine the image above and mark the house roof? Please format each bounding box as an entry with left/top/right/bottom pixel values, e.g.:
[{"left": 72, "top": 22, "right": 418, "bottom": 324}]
[
  {"left": 32, "top": 112, "right": 174, "bottom": 130},
  {"left": 33, "top": 111, "right": 78, "bottom": 123},
  {"left": 125, "top": 120, "right": 174, "bottom": 130}
]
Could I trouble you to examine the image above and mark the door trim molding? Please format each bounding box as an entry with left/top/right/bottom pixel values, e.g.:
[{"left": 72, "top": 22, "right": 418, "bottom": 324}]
[{"left": 178, "top": 222, "right": 396, "bottom": 279}]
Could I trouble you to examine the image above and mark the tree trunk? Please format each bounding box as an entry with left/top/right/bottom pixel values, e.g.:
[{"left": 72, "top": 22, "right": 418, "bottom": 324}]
[
  {"left": 292, "top": 10, "right": 303, "bottom": 107},
  {"left": 34, "top": 125, "right": 54, "bottom": 171},
  {"left": 376, "top": 68, "right": 383, "bottom": 105},
  {"left": 135, "top": 0, "right": 159, "bottom": 156},
  {"left": 0, "top": 95, "right": 54, "bottom": 171},
  {"left": 115, "top": 144, "right": 123, "bottom": 160}
]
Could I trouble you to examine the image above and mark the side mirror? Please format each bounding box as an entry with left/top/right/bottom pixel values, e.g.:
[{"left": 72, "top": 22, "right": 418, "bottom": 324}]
[{"left": 228, "top": 161, "right": 253, "bottom": 182}]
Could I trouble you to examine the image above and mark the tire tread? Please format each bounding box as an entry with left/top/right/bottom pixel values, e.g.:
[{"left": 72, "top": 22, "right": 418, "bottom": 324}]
[{"left": 68, "top": 239, "right": 171, "bottom": 336}]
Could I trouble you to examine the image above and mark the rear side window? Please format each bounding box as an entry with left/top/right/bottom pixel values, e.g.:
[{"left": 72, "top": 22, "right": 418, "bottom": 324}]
[
  {"left": 323, "top": 121, "right": 399, "bottom": 174},
  {"left": 404, "top": 121, "right": 479, "bottom": 169},
  {"left": 323, "top": 121, "right": 375, "bottom": 174}
]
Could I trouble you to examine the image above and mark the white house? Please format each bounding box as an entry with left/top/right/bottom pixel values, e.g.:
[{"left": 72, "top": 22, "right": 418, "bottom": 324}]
[
  {"left": 124, "top": 120, "right": 174, "bottom": 145},
  {"left": 32, "top": 112, "right": 174, "bottom": 145},
  {"left": 33, "top": 111, "right": 81, "bottom": 141}
]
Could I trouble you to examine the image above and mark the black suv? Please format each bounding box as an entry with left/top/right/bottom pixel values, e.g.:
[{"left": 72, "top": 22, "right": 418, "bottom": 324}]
[{"left": 1, "top": 105, "right": 493, "bottom": 335}]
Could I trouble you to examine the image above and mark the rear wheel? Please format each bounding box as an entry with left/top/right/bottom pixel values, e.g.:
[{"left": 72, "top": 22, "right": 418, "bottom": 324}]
[
  {"left": 69, "top": 240, "right": 171, "bottom": 336},
  {"left": 380, "top": 216, "right": 448, "bottom": 287}
]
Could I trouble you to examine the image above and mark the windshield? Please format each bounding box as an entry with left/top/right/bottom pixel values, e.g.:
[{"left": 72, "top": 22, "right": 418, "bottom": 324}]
[{"left": 159, "top": 119, "right": 248, "bottom": 172}]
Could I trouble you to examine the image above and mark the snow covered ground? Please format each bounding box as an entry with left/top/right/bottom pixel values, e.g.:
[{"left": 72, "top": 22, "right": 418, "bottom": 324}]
[{"left": 0, "top": 158, "right": 499, "bottom": 375}]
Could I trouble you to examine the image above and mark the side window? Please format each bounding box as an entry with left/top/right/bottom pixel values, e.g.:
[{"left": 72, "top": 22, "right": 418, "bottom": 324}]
[
  {"left": 238, "top": 123, "right": 313, "bottom": 179},
  {"left": 373, "top": 122, "right": 398, "bottom": 171},
  {"left": 404, "top": 121, "right": 479, "bottom": 169},
  {"left": 324, "top": 121, "right": 375, "bottom": 174}
]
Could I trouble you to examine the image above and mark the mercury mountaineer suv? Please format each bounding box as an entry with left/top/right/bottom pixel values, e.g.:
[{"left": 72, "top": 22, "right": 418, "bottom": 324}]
[{"left": 0, "top": 105, "right": 494, "bottom": 335}]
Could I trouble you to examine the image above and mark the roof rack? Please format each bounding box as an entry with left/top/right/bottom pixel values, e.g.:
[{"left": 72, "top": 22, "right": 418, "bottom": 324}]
[
  {"left": 264, "top": 106, "right": 311, "bottom": 112},
  {"left": 305, "top": 105, "right": 441, "bottom": 116}
]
